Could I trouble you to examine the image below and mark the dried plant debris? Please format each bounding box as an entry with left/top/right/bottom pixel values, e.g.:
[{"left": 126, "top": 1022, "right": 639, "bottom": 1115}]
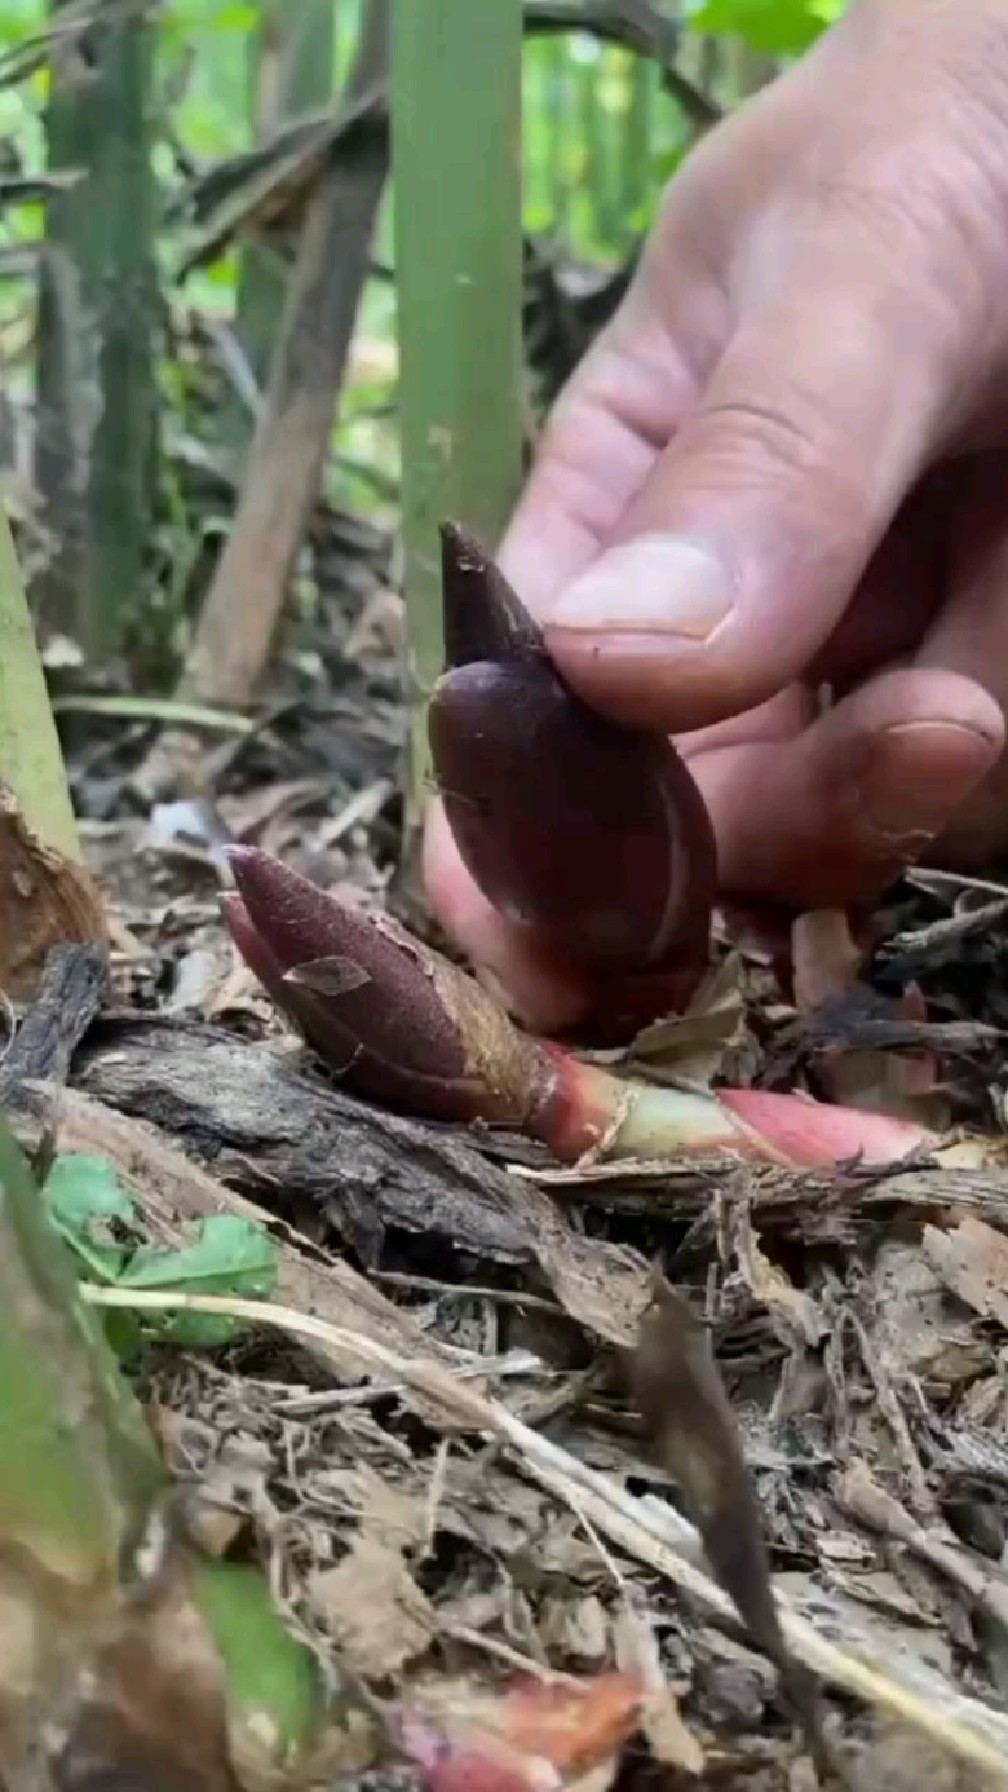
[
  {"left": 0, "top": 781, "right": 107, "bottom": 1001},
  {"left": 26, "top": 319, "right": 1008, "bottom": 1792},
  {"left": 628, "top": 1275, "right": 846, "bottom": 1784}
]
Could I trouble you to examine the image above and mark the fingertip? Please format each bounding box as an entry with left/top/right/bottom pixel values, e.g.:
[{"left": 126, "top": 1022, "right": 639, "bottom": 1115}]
[
  {"left": 869, "top": 666, "right": 1005, "bottom": 749},
  {"left": 540, "top": 534, "right": 741, "bottom": 732},
  {"left": 697, "top": 668, "right": 1005, "bottom": 908}
]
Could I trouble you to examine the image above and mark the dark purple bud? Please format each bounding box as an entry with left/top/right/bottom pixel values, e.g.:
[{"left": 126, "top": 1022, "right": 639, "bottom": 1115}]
[
  {"left": 430, "top": 524, "right": 716, "bottom": 993},
  {"left": 440, "top": 521, "right": 540, "bottom": 669},
  {"left": 223, "top": 846, "right": 550, "bottom": 1126}
]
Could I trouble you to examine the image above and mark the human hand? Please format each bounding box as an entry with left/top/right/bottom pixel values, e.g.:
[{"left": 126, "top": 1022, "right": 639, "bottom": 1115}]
[{"left": 425, "top": 0, "right": 1008, "bottom": 1032}]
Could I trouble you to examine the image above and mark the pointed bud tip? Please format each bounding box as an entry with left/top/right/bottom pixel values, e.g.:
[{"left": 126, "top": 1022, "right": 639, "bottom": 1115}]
[
  {"left": 219, "top": 843, "right": 481, "bottom": 1102},
  {"left": 438, "top": 519, "right": 468, "bottom": 552},
  {"left": 223, "top": 843, "right": 278, "bottom": 911},
  {"left": 438, "top": 518, "right": 542, "bottom": 671},
  {"left": 223, "top": 841, "right": 266, "bottom": 882}
]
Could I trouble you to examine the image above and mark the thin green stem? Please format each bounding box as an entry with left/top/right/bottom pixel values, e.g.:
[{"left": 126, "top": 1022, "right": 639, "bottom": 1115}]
[
  {"left": 0, "top": 506, "right": 79, "bottom": 860},
  {"left": 391, "top": 0, "right": 525, "bottom": 828},
  {"left": 235, "top": 1, "right": 337, "bottom": 403}
]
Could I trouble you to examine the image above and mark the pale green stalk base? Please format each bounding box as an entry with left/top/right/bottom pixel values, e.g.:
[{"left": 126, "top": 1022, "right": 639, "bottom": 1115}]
[
  {"left": 537, "top": 1048, "right": 934, "bottom": 1169},
  {"left": 392, "top": 0, "right": 525, "bottom": 828}
]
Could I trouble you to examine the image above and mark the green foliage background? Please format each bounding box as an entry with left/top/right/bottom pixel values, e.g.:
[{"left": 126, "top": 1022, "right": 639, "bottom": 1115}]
[
  {"left": 0, "top": 0, "right": 846, "bottom": 264},
  {"left": 0, "top": 0, "right": 848, "bottom": 527}
]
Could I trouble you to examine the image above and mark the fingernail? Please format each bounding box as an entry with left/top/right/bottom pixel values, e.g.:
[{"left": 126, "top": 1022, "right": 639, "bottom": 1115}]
[
  {"left": 547, "top": 536, "right": 733, "bottom": 641},
  {"left": 863, "top": 719, "right": 996, "bottom": 838}
]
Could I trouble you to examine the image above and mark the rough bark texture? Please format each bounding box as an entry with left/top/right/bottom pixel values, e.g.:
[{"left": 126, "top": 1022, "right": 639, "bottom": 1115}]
[
  {"left": 73, "top": 1015, "right": 536, "bottom": 1267},
  {"left": 0, "top": 941, "right": 107, "bottom": 1096},
  {"left": 0, "top": 789, "right": 107, "bottom": 1001},
  {"left": 36, "top": 0, "right": 157, "bottom": 657}
]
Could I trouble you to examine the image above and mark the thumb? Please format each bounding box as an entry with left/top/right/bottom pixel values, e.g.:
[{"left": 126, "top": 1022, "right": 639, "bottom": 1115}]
[{"left": 543, "top": 226, "right": 965, "bottom": 734}]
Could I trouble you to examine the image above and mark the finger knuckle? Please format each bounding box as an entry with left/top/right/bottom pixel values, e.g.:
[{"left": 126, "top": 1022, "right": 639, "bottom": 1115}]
[
  {"left": 795, "top": 109, "right": 1008, "bottom": 377},
  {"left": 688, "top": 396, "right": 875, "bottom": 541}
]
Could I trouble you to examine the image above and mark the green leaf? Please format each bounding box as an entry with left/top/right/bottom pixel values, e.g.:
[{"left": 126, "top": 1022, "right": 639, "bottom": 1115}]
[
  {"left": 208, "top": 2, "right": 258, "bottom": 28},
  {"left": 192, "top": 1558, "right": 326, "bottom": 1770},
  {"left": 682, "top": 0, "right": 835, "bottom": 55},
  {"left": 42, "top": 1154, "right": 135, "bottom": 1286},
  {"left": 121, "top": 1215, "right": 278, "bottom": 1347},
  {"left": 43, "top": 1153, "right": 135, "bottom": 1232}
]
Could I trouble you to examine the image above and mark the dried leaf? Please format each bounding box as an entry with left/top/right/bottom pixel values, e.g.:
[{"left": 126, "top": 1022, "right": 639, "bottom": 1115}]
[
  {"left": 855, "top": 1719, "right": 1004, "bottom": 1791},
  {"left": 873, "top": 1240, "right": 989, "bottom": 1385},
  {"left": 627, "top": 1277, "right": 840, "bottom": 1781},
  {"left": 309, "top": 1536, "right": 436, "bottom": 1679},
  {"left": 792, "top": 910, "right": 862, "bottom": 1012},
  {"left": 0, "top": 782, "right": 106, "bottom": 1000},
  {"left": 836, "top": 1462, "right": 1008, "bottom": 1635},
  {"left": 613, "top": 1606, "right": 704, "bottom": 1776},
  {"left": 792, "top": 921, "right": 945, "bottom": 1124},
  {"left": 539, "top": 1595, "right": 608, "bottom": 1666},
  {"left": 628, "top": 1277, "right": 785, "bottom": 1664},
  {"left": 512, "top": 1179, "right": 650, "bottom": 1346},
  {"left": 730, "top": 1204, "right": 827, "bottom": 1351},
  {"left": 621, "top": 953, "right": 751, "bottom": 1088},
  {"left": 922, "top": 1218, "right": 1008, "bottom": 1330}
]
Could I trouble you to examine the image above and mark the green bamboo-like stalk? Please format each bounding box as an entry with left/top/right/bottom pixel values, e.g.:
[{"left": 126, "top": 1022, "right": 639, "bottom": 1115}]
[
  {"left": 578, "top": 50, "right": 609, "bottom": 245},
  {"left": 544, "top": 32, "right": 570, "bottom": 233},
  {"left": 0, "top": 1123, "right": 162, "bottom": 1582},
  {"left": 0, "top": 1117, "right": 164, "bottom": 1768},
  {"left": 0, "top": 1119, "right": 349, "bottom": 1784},
  {"left": 0, "top": 504, "right": 80, "bottom": 861},
  {"left": 37, "top": 0, "right": 157, "bottom": 661},
  {"left": 524, "top": 37, "right": 544, "bottom": 225},
  {"left": 391, "top": 0, "right": 525, "bottom": 825},
  {"left": 236, "top": 0, "right": 337, "bottom": 399},
  {"left": 620, "top": 52, "right": 654, "bottom": 243}
]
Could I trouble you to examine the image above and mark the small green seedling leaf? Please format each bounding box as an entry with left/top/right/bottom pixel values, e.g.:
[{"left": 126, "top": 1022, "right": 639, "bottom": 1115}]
[
  {"left": 122, "top": 1215, "right": 279, "bottom": 1346},
  {"left": 43, "top": 1153, "right": 135, "bottom": 1230},
  {"left": 42, "top": 1152, "right": 136, "bottom": 1284},
  {"left": 682, "top": 0, "right": 832, "bottom": 54}
]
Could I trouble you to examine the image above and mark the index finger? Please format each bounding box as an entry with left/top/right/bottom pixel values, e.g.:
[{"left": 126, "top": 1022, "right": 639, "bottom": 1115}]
[{"left": 499, "top": 295, "right": 704, "bottom": 614}]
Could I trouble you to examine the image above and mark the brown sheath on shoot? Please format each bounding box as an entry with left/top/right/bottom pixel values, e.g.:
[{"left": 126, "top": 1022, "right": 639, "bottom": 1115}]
[
  {"left": 224, "top": 846, "right": 934, "bottom": 1170},
  {"left": 429, "top": 523, "right": 717, "bottom": 1038}
]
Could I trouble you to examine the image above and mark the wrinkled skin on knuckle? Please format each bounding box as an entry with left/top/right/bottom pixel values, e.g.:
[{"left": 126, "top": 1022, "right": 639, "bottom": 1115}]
[
  {"left": 802, "top": 4, "right": 1008, "bottom": 378},
  {"left": 593, "top": 2, "right": 1008, "bottom": 441},
  {"left": 705, "top": 0, "right": 1008, "bottom": 383},
  {"left": 671, "top": 390, "right": 879, "bottom": 575},
  {"left": 813, "top": 165, "right": 1008, "bottom": 405}
]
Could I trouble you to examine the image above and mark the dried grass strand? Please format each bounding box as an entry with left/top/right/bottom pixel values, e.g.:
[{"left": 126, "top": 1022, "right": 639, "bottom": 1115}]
[{"left": 81, "top": 1283, "right": 1008, "bottom": 1785}]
